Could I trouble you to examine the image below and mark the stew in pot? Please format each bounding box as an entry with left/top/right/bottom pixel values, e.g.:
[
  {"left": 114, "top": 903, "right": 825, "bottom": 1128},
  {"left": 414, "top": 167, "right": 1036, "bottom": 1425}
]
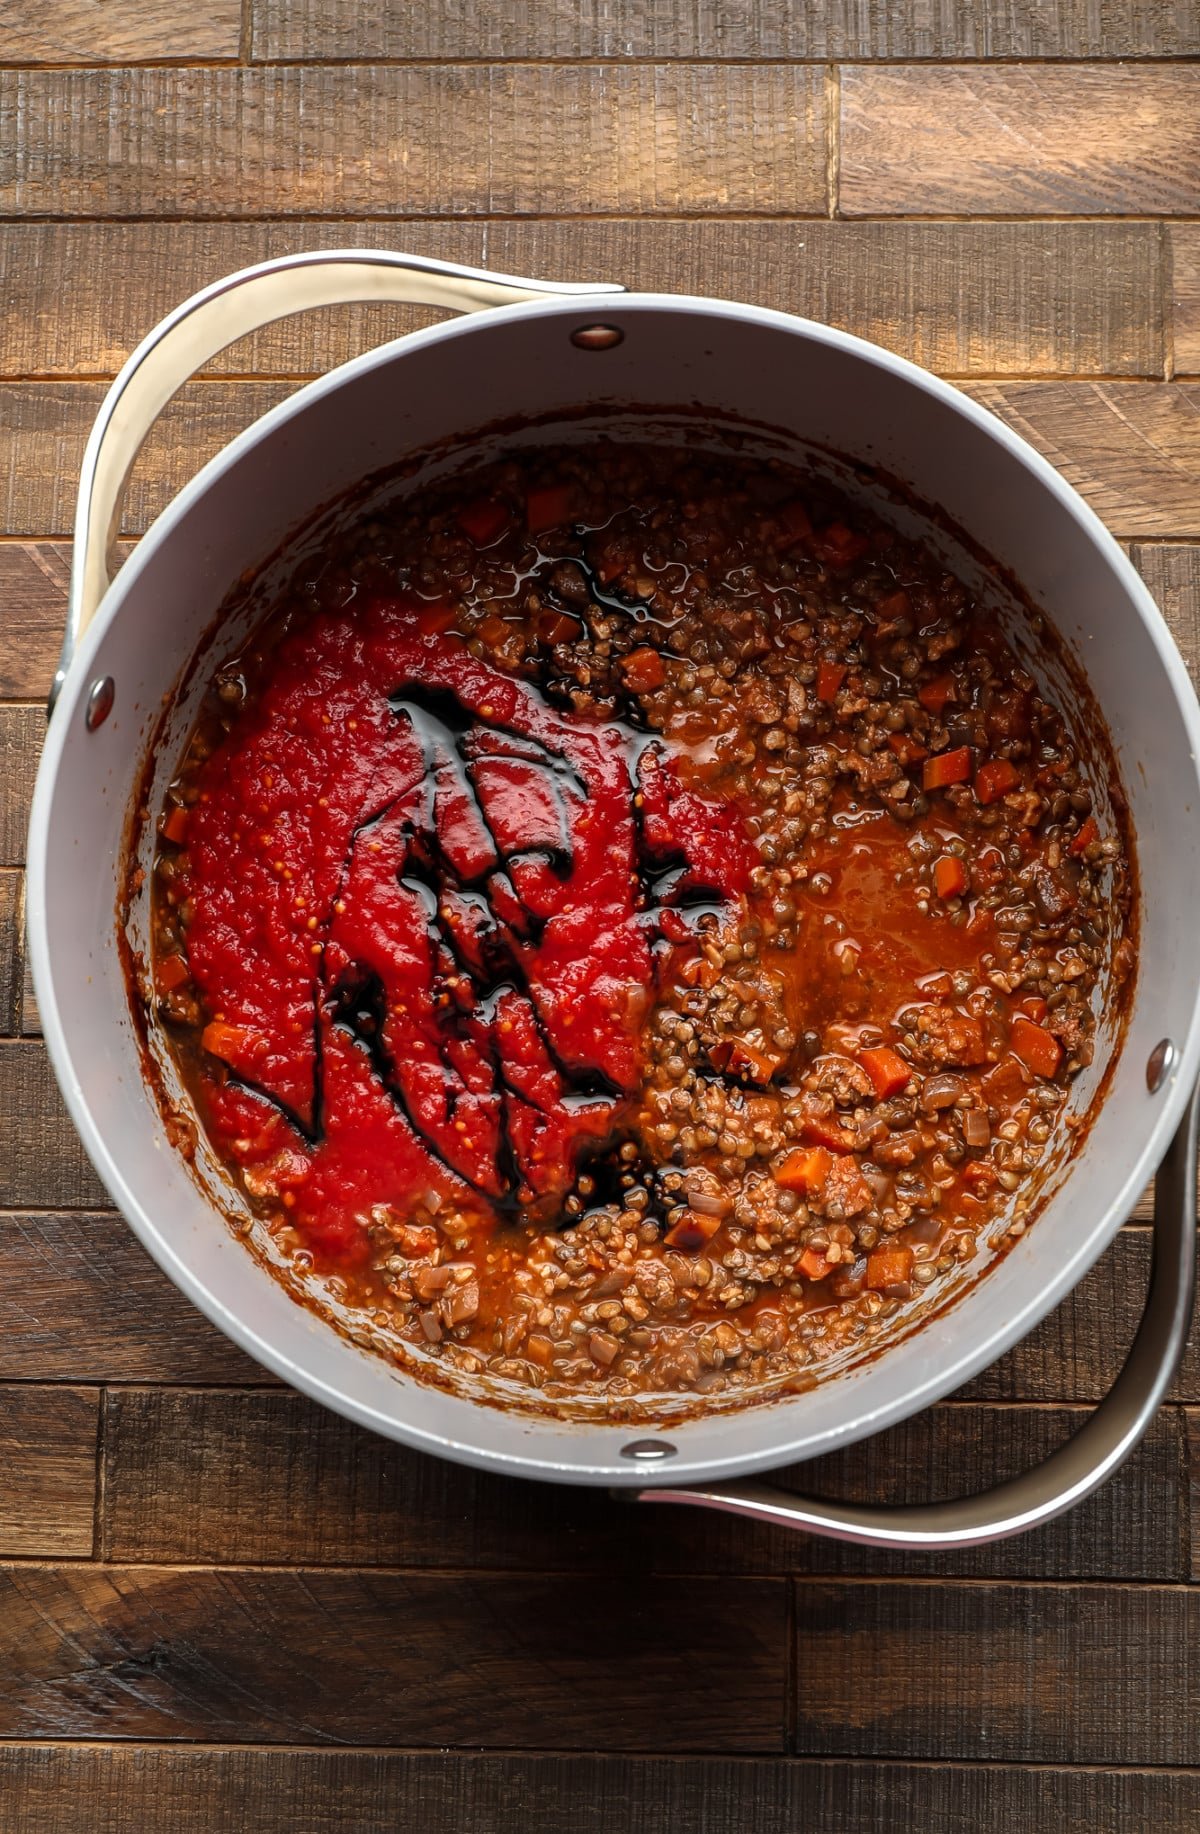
[{"left": 140, "top": 442, "right": 1135, "bottom": 1408}]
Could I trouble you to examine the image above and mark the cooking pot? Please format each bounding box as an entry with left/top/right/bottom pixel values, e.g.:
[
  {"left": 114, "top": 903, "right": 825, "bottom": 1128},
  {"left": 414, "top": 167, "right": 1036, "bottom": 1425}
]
[{"left": 26, "top": 250, "right": 1200, "bottom": 1550}]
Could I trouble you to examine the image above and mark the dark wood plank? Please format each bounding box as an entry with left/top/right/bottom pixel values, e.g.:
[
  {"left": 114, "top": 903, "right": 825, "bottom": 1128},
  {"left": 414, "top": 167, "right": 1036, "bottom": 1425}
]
[
  {"left": 3, "top": 1748, "right": 1200, "bottom": 1834},
  {"left": 963, "top": 382, "right": 1200, "bottom": 539},
  {"left": 102, "top": 1388, "right": 1187, "bottom": 1581},
  {"left": 793, "top": 1582, "right": 1200, "bottom": 1762},
  {"left": 1134, "top": 543, "right": 1200, "bottom": 678},
  {"left": 0, "top": 545, "right": 69, "bottom": 700},
  {"left": 9, "top": 380, "right": 1200, "bottom": 542},
  {"left": 963, "top": 1225, "right": 1200, "bottom": 1405},
  {"left": 1171, "top": 227, "right": 1200, "bottom": 376},
  {"left": 0, "top": 705, "right": 41, "bottom": 864},
  {"left": 0, "top": 1387, "right": 96, "bottom": 1558},
  {"left": 1183, "top": 1408, "right": 1200, "bottom": 1580},
  {"left": 0, "top": 0, "right": 241, "bottom": 61},
  {"left": 0, "top": 871, "right": 21, "bottom": 1035},
  {"left": 840, "top": 67, "right": 1200, "bottom": 216},
  {"left": 0, "top": 221, "right": 1165, "bottom": 383},
  {"left": 0, "top": 67, "right": 827, "bottom": 220},
  {"left": 0, "top": 1214, "right": 267, "bottom": 1384},
  {"left": 0, "top": 1566, "right": 787, "bottom": 1749},
  {"left": 0, "top": 1044, "right": 108, "bottom": 1210},
  {"left": 252, "top": 0, "right": 1200, "bottom": 60},
  {"left": 0, "top": 381, "right": 290, "bottom": 538}
]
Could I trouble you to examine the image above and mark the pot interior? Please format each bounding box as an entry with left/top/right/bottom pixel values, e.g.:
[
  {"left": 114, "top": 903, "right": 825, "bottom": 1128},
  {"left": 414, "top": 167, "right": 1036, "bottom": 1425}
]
[{"left": 29, "top": 296, "right": 1200, "bottom": 1482}]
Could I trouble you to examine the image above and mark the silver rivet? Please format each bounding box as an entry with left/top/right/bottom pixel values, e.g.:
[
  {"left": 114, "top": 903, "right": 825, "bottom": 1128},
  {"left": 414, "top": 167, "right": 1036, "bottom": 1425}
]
[
  {"left": 85, "top": 677, "right": 114, "bottom": 732},
  {"left": 570, "top": 323, "right": 624, "bottom": 351},
  {"left": 1147, "top": 1038, "right": 1177, "bottom": 1093},
  {"left": 620, "top": 1438, "right": 677, "bottom": 1462}
]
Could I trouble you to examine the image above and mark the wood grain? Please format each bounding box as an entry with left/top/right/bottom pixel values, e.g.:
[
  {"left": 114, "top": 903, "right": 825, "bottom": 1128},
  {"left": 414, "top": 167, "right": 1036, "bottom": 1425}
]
[
  {"left": 964, "top": 382, "right": 1200, "bottom": 538},
  {"left": 0, "top": 1388, "right": 96, "bottom": 1558},
  {"left": 1, "top": 706, "right": 42, "bottom": 864},
  {"left": 8, "top": 380, "right": 1200, "bottom": 541},
  {"left": 840, "top": 67, "right": 1200, "bottom": 217},
  {"left": 0, "top": 1045, "right": 108, "bottom": 1210},
  {"left": 251, "top": 0, "right": 1200, "bottom": 61},
  {"left": 962, "top": 1226, "right": 1200, "bottom": 1405},
  {"left": 3, "top": 1748, "right": 1200, "bottom": 1834},
  {"left": 0, "top": 1566, "right": 788, "bottom": 1749},
  {"left": 102, "top": 1388, "right": 1188, "bottom": 1581},
  {"left": 0, "top": 1215, "right": 266, "bottom": 1384},
  {"left": 1170, "top": 227, "right": 1200, "bottom": 375},
  {"left": 0, "top": 67, "right": 827, "bottom": 220},
  {"left": 0, "top": 221, "right": 1165, "bottom": 383},
  {"left": 0, "top": 0, "right": 241, "bottom": 62},
  {"left": 1133, "top": 543, "right": 1200, "bottom": 672},
  {"left": 0, "top": 382, "right": 291, "bottom": 537},
  {"left": 0, "top": 546, "right": 69, "bottom": 700},
  {"left": 794, "top": 1583, "right": 1200, "bottom": 1762},
  {"left": 0, "top": 872, "right": 21, "bottom": 1035}
]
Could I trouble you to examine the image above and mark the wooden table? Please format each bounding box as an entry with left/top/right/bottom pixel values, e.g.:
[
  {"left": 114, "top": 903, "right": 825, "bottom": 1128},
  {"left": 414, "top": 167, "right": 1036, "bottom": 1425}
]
[{"left": 2, "top": 4, "right": 1200, "bottom": 1826}]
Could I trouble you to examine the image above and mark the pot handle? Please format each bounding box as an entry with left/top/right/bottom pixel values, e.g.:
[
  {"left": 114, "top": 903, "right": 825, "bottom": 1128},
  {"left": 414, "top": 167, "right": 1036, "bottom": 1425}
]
[
  {"left": 52, "top": 248, "right": 624, "bottom": 713},
  {"left": 631, "top": 1083, "right": 1198, "bottom": 1550}
]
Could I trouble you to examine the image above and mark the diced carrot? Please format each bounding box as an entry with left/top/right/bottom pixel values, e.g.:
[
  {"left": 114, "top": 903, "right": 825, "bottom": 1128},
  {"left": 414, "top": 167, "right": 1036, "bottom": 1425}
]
[
  {"left": 816, "top": 658, "right": 847, "bottom": 702},
  {"left": 622, "top": 646, "right": 666, "bottom": 694},
  {"left": 201, "top": 1020, "right": 270, "bottom": 1069},
  {"left": 1016, "top": 994, "right": 1048, "bottom": 1023},
  {"left": 963, "top": 1160, "right": 1000, "bottom": 1193},
  {"left": 858, "top": 1046, "right": 912, "bottom": 1100},
  {"left": 160, "top": 805, "right": 189, "bottom": 845},
  {"left": 934, "top": 854, "right": 968, "bottom": 900},
  {"left": 776, "top": 1145, "right": 831, "bottom": 1197},
  {"left": 875, "top": 588, "right": 911, "bottom": 624},
  {"left": 1010, "top": 1016, "right": 1063, "bottom": 1079},
  {"left": 888, "top": 731, "right": 928, "bottom": 768},
  {"left": 477, "top": 614, "right": 511, "bottom": 647},
  {"left": 865, "top": 1246, "right": 914, "bottom": 1291},
  {"left": 923, "top": 746, "right": 973, "bottom": 792},
  {"left": 711, "top": 1034, "right": 784, "bottom": 1085},
  {"left": 526, "top": 482, "right": 574, "bottom": 535},
  {"left": 975, "top": 757, "right": 1021, "bottom": 805},
  {"left": 815, "top": 521, "right": 868, "bottom": 566},
  {"left": 680, "top": 953, "right": 721, "bottom": 989},
  {"left": 800, "top": 1112, "right": 856, "bottom": 1151},
  {"left": 777, "top": 498, "right": 812, "bottom": 547},
  {"left": 156, "top": 953, "right": 191, "bottom": 993},
  {"left": 663, "top": 1209, "right": 723, "bottom": 1251},
  {"left": 918, "top": 673, "right": 956, "bottom": 715},
  {"left": 457, "top": 496, "right": 510, "bottom": 546},
  {"left": 798, "top": 1247, "right": 833, "bottom": 1281},
  {"left": 537, "top": 609, "right": 582, "bottom": 646},
  {"left": 1070, "top": 816, "right": 1100, "bottom": 856}
]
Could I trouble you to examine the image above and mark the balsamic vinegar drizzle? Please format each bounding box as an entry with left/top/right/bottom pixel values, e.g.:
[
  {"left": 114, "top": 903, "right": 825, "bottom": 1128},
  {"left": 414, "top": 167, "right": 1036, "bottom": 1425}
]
[{"left": 225, "top": 669, "right": 738, "bottom": 1222}]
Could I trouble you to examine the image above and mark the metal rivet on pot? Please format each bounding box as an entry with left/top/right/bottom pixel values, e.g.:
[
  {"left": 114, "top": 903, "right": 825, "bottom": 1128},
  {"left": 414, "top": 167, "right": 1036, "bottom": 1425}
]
[
  {"left": 620, "top": 1438, "right": 678, "bottom": 1462},
  {"left": 1146, "top": 1037, "right": 1177, "bottom": 1093},
  {"left": 85, "top": 677, "right": 114, "bottom": 732},
  {"left": 570, "top": 323, "right": 624, "bottom": 351}
]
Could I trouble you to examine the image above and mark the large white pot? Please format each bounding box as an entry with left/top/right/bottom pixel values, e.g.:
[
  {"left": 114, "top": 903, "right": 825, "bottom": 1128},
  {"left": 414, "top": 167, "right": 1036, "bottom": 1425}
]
[{"left": 26, "top": 253, "right": 1200, "bottom": 1548}]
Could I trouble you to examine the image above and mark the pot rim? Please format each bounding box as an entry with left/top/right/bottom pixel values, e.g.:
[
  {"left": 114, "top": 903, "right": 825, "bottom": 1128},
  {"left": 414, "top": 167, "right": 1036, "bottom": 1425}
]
[{"left": 27, "top": 288, "right": 1200, "bottom": 1483}]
